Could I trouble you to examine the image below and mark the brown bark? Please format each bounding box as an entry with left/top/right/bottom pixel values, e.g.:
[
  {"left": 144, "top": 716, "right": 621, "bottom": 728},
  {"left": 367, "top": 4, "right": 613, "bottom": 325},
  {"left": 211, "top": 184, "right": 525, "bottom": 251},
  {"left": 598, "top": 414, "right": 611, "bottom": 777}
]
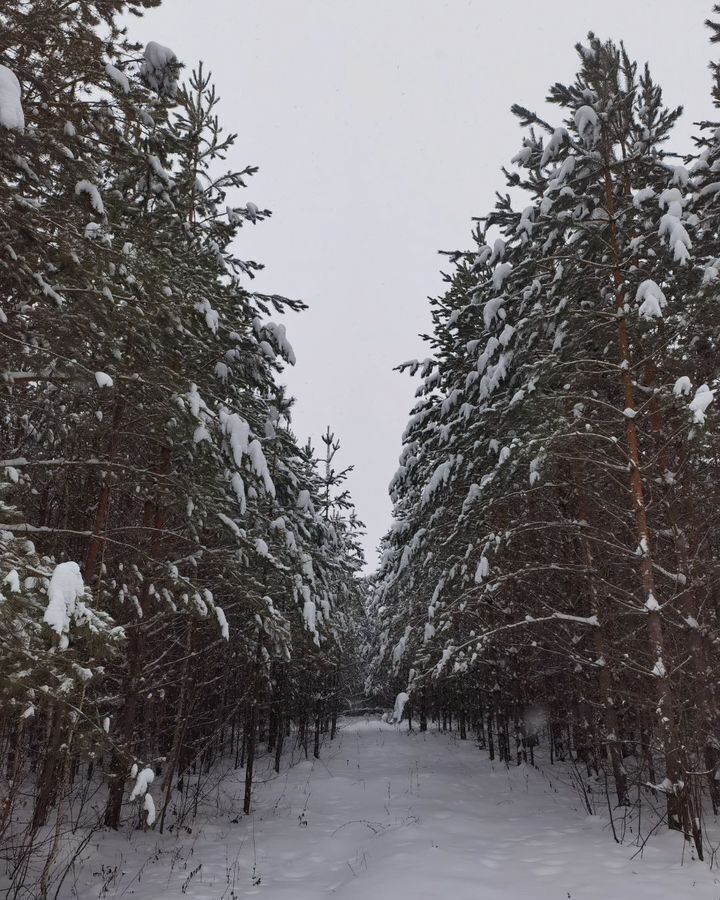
[
  {"left": 602, "top": 157, "right": 701, "bottom": 857},
  {"left": 159, "top": 623, "right": 194, "bottom": 834},
  {"left": 31, "top": 703, "right": 65, "bottom": 829},
  {"left": 84, "top": 398, "right": 125, "bottom": 584}
]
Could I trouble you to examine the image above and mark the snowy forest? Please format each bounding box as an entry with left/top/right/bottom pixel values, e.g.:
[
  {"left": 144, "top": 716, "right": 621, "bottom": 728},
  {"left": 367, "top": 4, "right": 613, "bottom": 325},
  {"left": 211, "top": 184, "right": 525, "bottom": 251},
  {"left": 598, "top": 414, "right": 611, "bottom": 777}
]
[{"left": 5, "top": 1, "right": 720, "bottom": 898}]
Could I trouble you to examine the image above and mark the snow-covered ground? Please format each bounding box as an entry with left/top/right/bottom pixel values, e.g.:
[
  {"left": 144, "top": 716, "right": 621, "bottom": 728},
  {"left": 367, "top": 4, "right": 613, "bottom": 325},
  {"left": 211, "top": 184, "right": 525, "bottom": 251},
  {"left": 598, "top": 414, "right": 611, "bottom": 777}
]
[{"left": 68, "top": 718, "right": 720, "bottom": 899}]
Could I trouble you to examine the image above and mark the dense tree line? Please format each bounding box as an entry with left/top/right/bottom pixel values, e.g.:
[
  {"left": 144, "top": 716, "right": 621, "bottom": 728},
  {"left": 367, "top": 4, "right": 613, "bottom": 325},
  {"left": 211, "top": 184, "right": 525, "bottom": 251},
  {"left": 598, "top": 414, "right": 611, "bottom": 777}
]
[
  {"left": 371, "top": 15, "right": 720, "bottom": 861},
  {"left": 0, "top": 2, "right": 366, "bottom": 896},
  {"left": 8, "top": 0, "right": 720, "bottom": 895}
]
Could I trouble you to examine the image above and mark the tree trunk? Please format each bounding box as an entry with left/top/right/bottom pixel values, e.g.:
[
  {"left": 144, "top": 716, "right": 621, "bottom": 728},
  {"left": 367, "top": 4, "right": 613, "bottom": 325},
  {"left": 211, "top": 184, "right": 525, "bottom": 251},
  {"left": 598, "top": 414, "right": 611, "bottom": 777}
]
[
  {"left": 602, "top": 157, "right": 698, "bottom": 855},
  {"left": 313, "top": 700, "right": 321, "bottom": 760},
  {"left": 243, "top": 703, "right": 257, "bottom": 815},
  {"left": 159, "top": 623, "right": 193, "bottom": 834},
  {"left": 84, "top": 398, "right": 125, "bottom": 584}
]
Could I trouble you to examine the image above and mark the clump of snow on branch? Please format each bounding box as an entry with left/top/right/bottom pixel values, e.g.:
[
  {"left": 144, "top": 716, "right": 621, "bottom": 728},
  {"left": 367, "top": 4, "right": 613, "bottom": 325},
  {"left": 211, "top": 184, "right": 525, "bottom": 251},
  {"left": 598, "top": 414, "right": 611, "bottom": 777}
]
[
  {"left": 94, "top": 371, "right": 113, "bottom": 388},
  {"left": 574, "top": 105, "right": 599, "bottom": 146},
  {"left": 0, "top": 65, "right": 24, "bottom": 132},
  {"left": 75, "top": 180, "right": 105, "bottom": 215},
  {"left": 633, "top": 186, "right": 655, "bottom": 208},
  {"left": 129, "top": 766, "right": 154, "bottom": 801},
  {"left": 689, "top": 384, "right": 715, "bottom": 425},
  {"left": 492, "top": 262, "right": 512, "bottom": 291},
  {"left": 540, "top": 127, "right": 569, "bottom": 166},
  {"left": 265, "top": 322, "right": 296, "bottom": 364},
  {"left": 141, "top": 41, "right": 179, "bottom": 96},
  {"left": 658, "top": 187, "right": 691, "bottom": 264},
  {"left": 231, "top": 472, "right": 247, "bottom": 514},
  {"left": 4, "top": 569, "right": 20, "bottom": 593},
  {"left": 255, "top": 537, "right": 269, "bottom": 558},
  {"left": 652, "top": 657, "right": 667, "bottom": 678},
  {"left": 474, "top": 555, "right": 490, "bottom": 583},
  {"left": 421, "top": 459, "right": 453, "bottom": 505},
  {"left": 636, "top": 280, "right": 666, "bottom": 319},
  {"left": 215, "top": 606, "right": 229, "bottom": 640},
  {"left": 43, "top": 562, "right": 85, "bottom": 650},
  {"left": 248, "top": 439, "right": 276, "bottom": 497},
  {"left": 303, "top": 594, "right": 320, "bottom": 646},
  {"left": 219, "top": 409, "right": 250, "bottom": 467},
  {"left": 195, "top": 298, "right": 219, "bottom": 333},
  {"left": 104, "top": 63, "right": 130, "bottom": 94},
  {"left": 129, "top": 766, "right": 156, "bottom": 825},
  {"left": 392, "top": 691, "right": 409, "bottom": 723},
  {"left": 143, "top": 794, "right": 156, "bottom": 827},
  {"left": 673, "top": 376, "right": 692, "bottom": 397}
]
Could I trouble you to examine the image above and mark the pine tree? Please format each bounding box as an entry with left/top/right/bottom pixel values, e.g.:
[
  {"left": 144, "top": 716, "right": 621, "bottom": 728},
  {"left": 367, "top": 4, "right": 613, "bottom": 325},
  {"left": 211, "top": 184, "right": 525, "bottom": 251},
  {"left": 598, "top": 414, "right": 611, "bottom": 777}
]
[
  {"left": 0, "top": 3, "right": 366, "bottom": 891},
  {"left": 375, "top": 33, "right": 715, "bottom": 857}
]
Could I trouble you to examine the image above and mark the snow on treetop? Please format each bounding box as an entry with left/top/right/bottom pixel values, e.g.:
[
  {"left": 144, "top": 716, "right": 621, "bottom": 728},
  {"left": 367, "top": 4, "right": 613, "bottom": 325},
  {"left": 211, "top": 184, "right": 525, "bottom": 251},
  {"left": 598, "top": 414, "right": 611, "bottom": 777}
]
[
  {"left": 0, "top": 64, "right": 24, "bottom": 132},
  {"left": 577, "top": 40, "right": 598, "bottom": 61}
]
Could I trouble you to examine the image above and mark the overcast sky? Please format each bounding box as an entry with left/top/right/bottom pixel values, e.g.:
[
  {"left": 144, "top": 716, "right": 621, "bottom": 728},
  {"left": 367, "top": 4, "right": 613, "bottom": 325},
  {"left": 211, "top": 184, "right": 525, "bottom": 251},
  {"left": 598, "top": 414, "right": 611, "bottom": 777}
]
[{"left": 130, "top": 0, "right": 712, "bottom": 567}]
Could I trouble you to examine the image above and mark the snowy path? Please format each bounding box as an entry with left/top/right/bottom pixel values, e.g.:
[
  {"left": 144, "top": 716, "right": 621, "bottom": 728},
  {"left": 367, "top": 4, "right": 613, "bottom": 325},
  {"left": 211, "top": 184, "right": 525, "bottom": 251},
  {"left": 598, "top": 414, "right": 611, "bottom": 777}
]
[{"left": 76, "top": 719, "right": 720, "bottom": 899}]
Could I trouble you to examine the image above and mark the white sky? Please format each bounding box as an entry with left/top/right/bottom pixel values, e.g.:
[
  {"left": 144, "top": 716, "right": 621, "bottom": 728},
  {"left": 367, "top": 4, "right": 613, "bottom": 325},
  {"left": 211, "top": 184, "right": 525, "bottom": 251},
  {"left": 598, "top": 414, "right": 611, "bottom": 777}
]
[{"left": 129, "top": 0, "right": 712, "bottom": 567}]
